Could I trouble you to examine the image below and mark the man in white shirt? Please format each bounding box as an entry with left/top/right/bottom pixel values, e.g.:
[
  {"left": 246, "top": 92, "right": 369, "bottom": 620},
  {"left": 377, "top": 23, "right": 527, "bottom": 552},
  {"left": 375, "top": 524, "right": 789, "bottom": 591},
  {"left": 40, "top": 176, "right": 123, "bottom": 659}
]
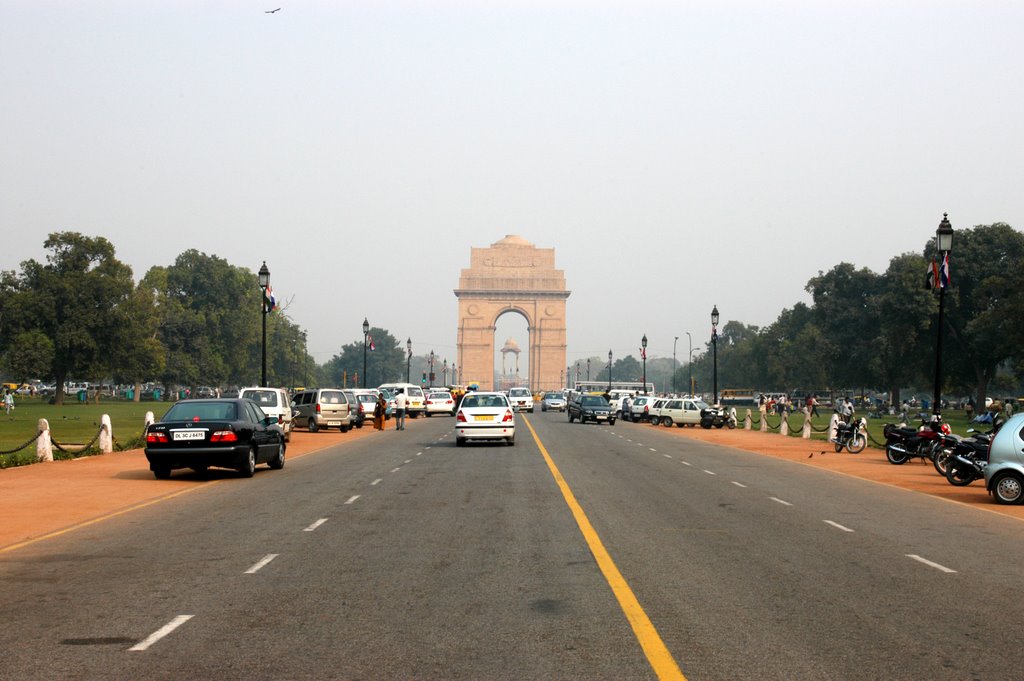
[{"left": 394, "top": 390, "right": 408, "bottom": 431}]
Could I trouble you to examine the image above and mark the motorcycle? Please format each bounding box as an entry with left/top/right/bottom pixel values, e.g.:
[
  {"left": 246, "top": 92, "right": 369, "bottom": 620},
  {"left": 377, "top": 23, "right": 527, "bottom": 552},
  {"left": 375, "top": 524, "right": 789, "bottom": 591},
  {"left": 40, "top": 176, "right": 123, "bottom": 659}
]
[
  {"left": 884, "top": 417, "right": 949, "bottom": 465},
  {"left": 831, "top": 417, "right": 866, "bottom": 453},
  {"left": 700, "top": 405, "right": 736, "bottom": 429},
  {"left": 945, "top": 429, "right": 996, "bottom": 487}
]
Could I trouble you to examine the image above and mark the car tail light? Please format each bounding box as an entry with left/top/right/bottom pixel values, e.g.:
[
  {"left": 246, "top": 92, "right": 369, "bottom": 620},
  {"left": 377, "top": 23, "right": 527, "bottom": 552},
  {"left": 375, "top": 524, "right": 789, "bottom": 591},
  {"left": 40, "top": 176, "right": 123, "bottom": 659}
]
[
  {"left": 316, "top": 403, "right": 322, "bottom": 414},
  {"left": 146, "top": 431, "right": 168, "bottom": 444},
  {"left": 644, "top": 405, "right": 649, "bottom": 414},
  {"left": 359, "top": 404, "right": 365, "bottom": 414},
  {"left": 456, "top": 411, "right": 467, "bottom": 422},
  {"left": 278, "top": 415, "right": 284, "bottom": 424},
  {"left": 210, "top": 430, "right": 237, "bottom": 443},
  {"left": 502, "top": 410, "right": 513, "bottom": 423},
  {"left": 426, "top": 400, "right": 433, "bottom": 405}
]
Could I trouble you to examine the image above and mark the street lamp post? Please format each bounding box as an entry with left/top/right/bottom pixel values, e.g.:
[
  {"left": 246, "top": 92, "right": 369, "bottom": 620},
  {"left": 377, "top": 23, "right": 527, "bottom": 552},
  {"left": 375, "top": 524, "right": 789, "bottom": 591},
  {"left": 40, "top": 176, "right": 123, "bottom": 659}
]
[
  {"left": 673, "top": 336, "right": 679, "bottom": 394},
  {"left": 711, "top": 305, "right": 720, "bottom": 405},
  {"left": 429, "top": 350, "right": 435, "bottom": 388},
  {"left": 362, "top": 318, "right": 370, "bottom": 388},
  {"left": 443, "top": 358, "right": 448, "bottom": 386},
  {"left": 641, "top": 334, "right": 648, "bottom": 394},
  {"left": 685, "top": 331, "right": 692, "bottom": 397},
  {"left": 607, "top": 349, "right": 613, "bottom": 393},
  {"left": 933, "top": 213, "right": 954, "bottom": 416},
  {"left": 587, "top": 358, "right": 591, "bottom": 381},
  {"left": 406, "top": 338, "right": 412, "bottom": 383},
  {"left": 258, "top": 262, "right": 270, "bottom": 387}
]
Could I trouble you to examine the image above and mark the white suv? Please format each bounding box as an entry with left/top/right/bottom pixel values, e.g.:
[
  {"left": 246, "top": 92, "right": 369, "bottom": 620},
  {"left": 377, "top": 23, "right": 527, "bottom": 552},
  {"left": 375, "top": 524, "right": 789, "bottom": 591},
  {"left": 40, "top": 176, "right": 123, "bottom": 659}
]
[
  {"left": 508, "top": 387, "right": 534, "bottom": 413},
  {"left": 239, "top": 387, "right": 294, "bottom": 441}
]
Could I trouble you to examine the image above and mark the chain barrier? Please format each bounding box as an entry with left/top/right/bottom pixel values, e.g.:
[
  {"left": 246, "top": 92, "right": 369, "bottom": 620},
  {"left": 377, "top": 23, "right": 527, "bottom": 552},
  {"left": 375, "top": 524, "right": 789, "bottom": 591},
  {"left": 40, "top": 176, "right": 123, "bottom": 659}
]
[
  {"left": 0, "top": 431, "right": 43, "bottom": 456},
  {"left": 50, "top": 424, "right": 106, "bottom": 455},
  {"left": 866, "top": 427, "right": 891, "bottom": 447}
]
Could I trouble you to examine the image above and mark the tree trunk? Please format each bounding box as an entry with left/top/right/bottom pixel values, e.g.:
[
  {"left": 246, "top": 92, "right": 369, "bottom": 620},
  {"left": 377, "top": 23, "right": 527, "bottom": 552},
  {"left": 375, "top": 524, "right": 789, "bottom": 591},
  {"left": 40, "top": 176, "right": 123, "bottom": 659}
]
[
  {"left": 53, "top": 370, "right": 67, "bottom": 406},
  {"left": 134, "top": 380, "right": 142, "bottom": 403}
]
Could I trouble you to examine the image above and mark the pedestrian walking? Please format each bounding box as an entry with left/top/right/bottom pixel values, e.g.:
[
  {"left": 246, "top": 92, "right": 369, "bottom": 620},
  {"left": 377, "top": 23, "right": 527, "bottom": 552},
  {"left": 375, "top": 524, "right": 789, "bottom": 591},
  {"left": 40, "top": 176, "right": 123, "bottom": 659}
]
[
  {"left": 394, "top": 390, "right": 407, "bottom": 431},
  {"left": 4, "top": 390, "right": 13, "bottom": 416},
  {"left": 373, "top": 393, "right": 386, "bottom": 431},
  {"left": 807, "top": 394, "right": 820, "bottom": 418}
]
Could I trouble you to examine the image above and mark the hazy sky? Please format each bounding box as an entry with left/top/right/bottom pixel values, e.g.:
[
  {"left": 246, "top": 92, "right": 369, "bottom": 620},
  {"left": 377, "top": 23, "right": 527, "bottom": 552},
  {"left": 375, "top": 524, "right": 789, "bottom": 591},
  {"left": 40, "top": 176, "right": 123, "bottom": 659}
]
[{"left": 3, "top": 0, "right": 1021, "bottom": 377}]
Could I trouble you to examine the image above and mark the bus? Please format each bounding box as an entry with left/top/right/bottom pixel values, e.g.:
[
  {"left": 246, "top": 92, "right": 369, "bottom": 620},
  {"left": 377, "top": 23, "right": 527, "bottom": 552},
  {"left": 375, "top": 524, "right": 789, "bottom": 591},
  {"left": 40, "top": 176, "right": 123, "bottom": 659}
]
[
  {"left": 573, "top": 380, "right": 654, "bottom": 395},
  {"left": 720, "top": 389, "right": 757, "bottom": 406}
]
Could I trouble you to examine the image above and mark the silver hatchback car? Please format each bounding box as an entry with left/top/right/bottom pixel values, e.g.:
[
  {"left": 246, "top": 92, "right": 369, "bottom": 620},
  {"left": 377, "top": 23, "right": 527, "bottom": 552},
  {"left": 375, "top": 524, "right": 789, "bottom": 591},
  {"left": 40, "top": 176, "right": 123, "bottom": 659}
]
[{"left": 984, "top": 413, "right": 1024, "bottom": 504}]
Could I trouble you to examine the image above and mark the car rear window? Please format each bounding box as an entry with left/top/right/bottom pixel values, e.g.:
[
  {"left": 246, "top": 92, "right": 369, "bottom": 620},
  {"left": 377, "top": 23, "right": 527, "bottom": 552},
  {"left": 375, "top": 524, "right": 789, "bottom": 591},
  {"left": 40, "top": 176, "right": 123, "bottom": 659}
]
[
  {"left": 408, "top": 387, "right": 424, "bottom": 398},
  {"left": 320, "top": 391, "right": 345, "bottom": 404},
  {"left": 164, "top": 401, "right": 238, "bottom": 421},
  {"left": 462, "top": 395, "right": 508, "bottom": 409},
  {"left": 358, "top": 394, "right": 377, "bottom": 404},
  {"left": 241, "top": 390, "right": 279, "bottom": 408}
]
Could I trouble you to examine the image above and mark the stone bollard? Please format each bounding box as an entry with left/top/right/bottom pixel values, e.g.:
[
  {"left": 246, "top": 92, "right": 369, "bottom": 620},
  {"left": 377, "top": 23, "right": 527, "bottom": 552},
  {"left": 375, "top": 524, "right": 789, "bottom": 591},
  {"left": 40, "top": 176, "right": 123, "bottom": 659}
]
[
  {"left": 759, "top": 405, "right": 768, "bottom": 432},
  {"left": 744, "top": 409, "right": 752, "bottom": 430},
  {"left": 802, "top": 407, "right": 812, "bottom": 439},
  {"left": 99, "top": 414, "right": 113, "bottom": 453},
  {"left": 729, "top": 407, "right": 737, "bottom": 428},
  {"left": 780, "top": 413, "right": 789, "bottom": 436},
  {"left": 36, "top": 418, "right": 53, "bottom": 462},
  {"left": 828, "top": 413, "right": 840, "bottom": 443},
  {"left": 144, "top": 411, "right": 155, "bottom": 430}
]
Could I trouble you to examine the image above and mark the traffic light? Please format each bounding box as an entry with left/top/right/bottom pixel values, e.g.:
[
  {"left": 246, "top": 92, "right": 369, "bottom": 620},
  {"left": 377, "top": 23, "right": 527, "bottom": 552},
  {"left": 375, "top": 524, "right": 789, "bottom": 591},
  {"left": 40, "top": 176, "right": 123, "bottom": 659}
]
[{"left": 421, "top": 372, "right": 427, "bottom": 384}]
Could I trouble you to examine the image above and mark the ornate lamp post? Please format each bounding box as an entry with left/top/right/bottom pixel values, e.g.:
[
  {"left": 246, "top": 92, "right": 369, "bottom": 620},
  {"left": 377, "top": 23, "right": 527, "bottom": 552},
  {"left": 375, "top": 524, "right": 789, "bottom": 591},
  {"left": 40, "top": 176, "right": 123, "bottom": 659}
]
[
  {"left": 711, "top": 305, "right": 719, "bottom": 405},
  {"left": 362, "top": 318, "right": 370, "bottom": 388},
  {"left": 406, "top": 337, "right": 412, "bottom": 383},
  {"left": 258, "top": 262, "right": 270, "bottom": 387},
  {"left": 607, "top": 349, "right": 613, "bottom": 393},
  {"left": 641, "top": 334, "right": 648, "bottom": 394},
  {"left": 429, "top": 350, "right": 435, "bottom": 388},
  {"left": 933, "top": 214, "right": 954, "bottom": 416}
]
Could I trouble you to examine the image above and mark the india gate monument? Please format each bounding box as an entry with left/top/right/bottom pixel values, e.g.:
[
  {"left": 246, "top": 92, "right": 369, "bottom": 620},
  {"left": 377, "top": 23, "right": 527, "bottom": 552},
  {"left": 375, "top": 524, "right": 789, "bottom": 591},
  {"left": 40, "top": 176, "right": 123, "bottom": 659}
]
[{"left": 455, "top": 236, "right": 570, "bottom": 391}]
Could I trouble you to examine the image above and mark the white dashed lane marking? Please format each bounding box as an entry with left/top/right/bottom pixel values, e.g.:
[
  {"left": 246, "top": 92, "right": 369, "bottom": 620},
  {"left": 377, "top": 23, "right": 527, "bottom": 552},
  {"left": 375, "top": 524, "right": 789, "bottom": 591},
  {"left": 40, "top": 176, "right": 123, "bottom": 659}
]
[
  {"left": 244, "top": 554, "right": 279, "bottom": 574},
  {"left": 129, "top": 615, "right": 193, "bottom": 651},
  {"left": 731, "top": 481, "right": 747, "bottom": 488},
  {"left": 344, "top": 495, "right": 360, "bottom": 505},
  {"left": 703, "top": 470, "right": 716, "bottom": 476},
  {"left": 303, "top": 518, "right": 329, "bottom": 532},
  {"left": 907, "top": 554, "right": 957, "bottom": 573},
  {"left": 770, "top": 497, "right": 793, "bottom": 506},
  {"left": 371, "top": 478, "right": 382, "bottom": 486},
  {"left": 824, "top": 520, "right": 854, "bottom": 532},
  {"left": 391, "top": 467, "right": 401, "bottom": 473}
]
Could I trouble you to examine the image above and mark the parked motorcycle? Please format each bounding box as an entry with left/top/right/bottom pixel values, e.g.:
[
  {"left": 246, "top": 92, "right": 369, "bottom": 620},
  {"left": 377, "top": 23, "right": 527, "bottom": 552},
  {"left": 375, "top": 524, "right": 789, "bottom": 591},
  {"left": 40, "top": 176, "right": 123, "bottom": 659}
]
[
  {"left": 700, "top": 405, "right": 735, "bottom": 429},
  {"left": 832, "top": 417, "right": 867, "bottom": 453},
  {"left": 945, "top": 429, "right": 996, "bottom": 486},
  {"left": 884, "top": 417, "right": 948, "bottom": 465}
]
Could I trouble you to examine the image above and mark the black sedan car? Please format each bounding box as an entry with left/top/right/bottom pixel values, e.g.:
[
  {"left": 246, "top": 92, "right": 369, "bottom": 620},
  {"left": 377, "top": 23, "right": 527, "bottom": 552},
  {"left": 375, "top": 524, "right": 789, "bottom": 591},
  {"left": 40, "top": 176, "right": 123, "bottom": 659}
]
[{"left": 144, "top": 398, "right": 286, "bottom": 479}]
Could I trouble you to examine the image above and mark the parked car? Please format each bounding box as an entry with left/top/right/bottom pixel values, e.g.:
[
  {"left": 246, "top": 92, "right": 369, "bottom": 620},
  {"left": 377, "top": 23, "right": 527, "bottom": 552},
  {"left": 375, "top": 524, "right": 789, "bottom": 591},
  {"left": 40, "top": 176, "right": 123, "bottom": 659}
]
[
  {"left": 985, "top": 413, "right": 1024, "bottom": 504},
  {"left": 238, "top": 387, "right": 294, "bottom": 441},
  {"left": 291, "top": 388, "right": 357, "bottom": 432},
  {"left": 425, "top": 391, "right": 456, "bottom": 416},
  {"left": 628, "top": 395, "right": 659, "bottom": 422},
  {"left": 540, "top": 391, "right": 567, "bottom": 412},
  {"left": 568, "top": 394, "right": 615, "bottom": 425},
  {"left": 455, "top": 391, "right": 515, "bottom": 446},
  {"left": 143, "top": 398, "right": 285, "bottom": 479},
  {"left": 378, "top": 383, "right": 426, "bottom": 418},
  {"left": 508, "top": 387, "right": 534, "bottom": 413},
  {"left": 651, "top": 398, "right": 710, "bottom": 427},
  {"left": 343, "top": 389, "right": 384, "bottom": 428}
]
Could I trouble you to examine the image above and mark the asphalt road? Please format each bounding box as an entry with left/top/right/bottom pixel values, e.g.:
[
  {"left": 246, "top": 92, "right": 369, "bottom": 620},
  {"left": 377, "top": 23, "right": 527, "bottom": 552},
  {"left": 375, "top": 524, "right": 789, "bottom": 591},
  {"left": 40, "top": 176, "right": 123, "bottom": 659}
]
[{"left": 2, "top": 411, "right": 1023, "bottom": 680}]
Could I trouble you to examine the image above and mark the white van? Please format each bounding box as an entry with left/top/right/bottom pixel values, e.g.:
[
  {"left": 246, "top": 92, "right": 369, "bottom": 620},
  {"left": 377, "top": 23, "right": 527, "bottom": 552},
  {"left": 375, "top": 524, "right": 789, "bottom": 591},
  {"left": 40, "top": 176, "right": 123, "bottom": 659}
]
[
  {"left": 508, "top": 387, "right": 534, "bottom": 413},
  {"left": 378, "top": 383, "right": 426, "bottom": 418},
  {"left": 239, "top": 387, "right": 294, "bottom": 441}
]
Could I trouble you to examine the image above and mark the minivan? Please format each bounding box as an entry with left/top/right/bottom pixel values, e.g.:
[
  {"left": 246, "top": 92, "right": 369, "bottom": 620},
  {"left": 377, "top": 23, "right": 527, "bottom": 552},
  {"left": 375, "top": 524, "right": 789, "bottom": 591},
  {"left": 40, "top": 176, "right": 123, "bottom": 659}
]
[{"left": 291, "top": 388, "right": 357, "bottom": 432}]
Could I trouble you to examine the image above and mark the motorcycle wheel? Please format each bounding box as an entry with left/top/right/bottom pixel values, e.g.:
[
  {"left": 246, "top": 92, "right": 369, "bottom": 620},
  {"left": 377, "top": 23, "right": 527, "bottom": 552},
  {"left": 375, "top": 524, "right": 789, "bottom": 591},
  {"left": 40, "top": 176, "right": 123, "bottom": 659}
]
[
  {"left": 946, "top": 463, "right": 977, "bottom": 487},
  {"left": 886, "top": 446, "right": 909, "bottom": 465},
  {"left": 847, "top": 434, "right": 866, "bottom": 454},
  {"left": 933, "top": 448, "right": 953, "bottom": 476},
  {"left": 834, "top": 441, "right": 844, "bottom": 453}
]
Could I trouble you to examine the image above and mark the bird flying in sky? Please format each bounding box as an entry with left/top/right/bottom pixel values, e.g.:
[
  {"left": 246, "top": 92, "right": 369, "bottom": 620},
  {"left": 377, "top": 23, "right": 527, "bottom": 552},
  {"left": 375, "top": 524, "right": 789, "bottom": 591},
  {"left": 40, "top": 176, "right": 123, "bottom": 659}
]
[{"left": 265, "top": 7, "right": 281, "bottom": 13}]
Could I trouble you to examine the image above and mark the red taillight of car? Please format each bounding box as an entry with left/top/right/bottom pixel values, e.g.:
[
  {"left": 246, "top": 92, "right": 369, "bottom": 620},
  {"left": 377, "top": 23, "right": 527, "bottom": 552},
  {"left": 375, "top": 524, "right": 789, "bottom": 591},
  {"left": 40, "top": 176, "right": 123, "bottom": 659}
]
[
  {"left": 502, "top": 410, "right": 513, "bottom": 423},
  {"left": 278, "top": 415, "right": 284, "bottom": 424},
  {"left": 210, "top": 430, "right": 237, "bottom": 443},
  {"left": 359, "top": 404, "right": 366, "bottom": 414},
  {"left": 426, "top": 400, "right": 433, "bottom": 405},
  {"left": 146, "top": 431, "right": 168, "bottom": 444},
  {"left": 446, "top": 400, "right": 453, "bottom": 405},
  {"left": 644, "top": 405, "right": 649, "bottom": 414},
  {"left": 316, "top": 403, "right": 322, "bottom": 414},
  {"left": 456, "top": 411, "right": 467, "bottom": 422}
]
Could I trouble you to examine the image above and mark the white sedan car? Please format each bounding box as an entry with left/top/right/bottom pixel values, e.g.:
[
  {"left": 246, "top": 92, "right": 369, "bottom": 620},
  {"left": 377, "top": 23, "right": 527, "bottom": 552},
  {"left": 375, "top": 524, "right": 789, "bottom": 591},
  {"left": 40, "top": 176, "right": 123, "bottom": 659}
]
[
  {"left": 425, "top": 391, "right": 456, "bottom": 416},
  {"left": 455, "top": 391, "right": 516, "bottom": 447}
]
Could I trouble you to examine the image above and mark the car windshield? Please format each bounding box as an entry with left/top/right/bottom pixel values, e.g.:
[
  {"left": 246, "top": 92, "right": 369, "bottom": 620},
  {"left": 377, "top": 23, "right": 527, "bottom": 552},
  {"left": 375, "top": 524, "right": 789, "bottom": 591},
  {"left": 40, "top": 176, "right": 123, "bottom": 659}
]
[
  {"left": 462, "top": 394, "right": 508, "bottom": 409},
  {"left": 544, "top": 393, "right": 562, "bottom": 399},
  {"left": 241, "top": 390, "right": 278, "bottom": 408},
  {"left": 429, "top": 393, "right": 450, "bottom": 399},
  {"left": 580, "top": 396, "right": 608, "bottom": 407},
  {"left": 164, "top": 401, "right": 237, "bottom": 421},
  {"left": 694, "top": 400, "right": 710, "bottom": 409},
  {"left": 509, "top": 389, "right": 530, "bottom": 397}
]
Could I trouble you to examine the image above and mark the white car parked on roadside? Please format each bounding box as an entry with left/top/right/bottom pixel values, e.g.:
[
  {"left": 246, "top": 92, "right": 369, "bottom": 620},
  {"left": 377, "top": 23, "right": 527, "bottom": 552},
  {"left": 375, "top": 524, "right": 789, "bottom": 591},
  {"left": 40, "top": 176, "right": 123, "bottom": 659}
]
[{"left": 650, "top": 397, "right": 709, "bottom": 427}]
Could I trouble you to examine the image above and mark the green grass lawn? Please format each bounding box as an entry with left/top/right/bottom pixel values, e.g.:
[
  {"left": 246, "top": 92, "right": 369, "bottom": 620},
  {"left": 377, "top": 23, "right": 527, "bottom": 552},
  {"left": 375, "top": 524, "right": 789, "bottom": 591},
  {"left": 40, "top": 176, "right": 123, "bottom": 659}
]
[{"left": 0, "top": 397, "right": 171, "bottom": 467}]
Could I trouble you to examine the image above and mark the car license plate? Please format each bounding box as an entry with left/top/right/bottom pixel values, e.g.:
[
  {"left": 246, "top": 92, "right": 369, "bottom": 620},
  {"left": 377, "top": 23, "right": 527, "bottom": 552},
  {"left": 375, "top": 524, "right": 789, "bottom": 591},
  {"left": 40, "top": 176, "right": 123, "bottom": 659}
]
[
  {"left": 596, "top": 414, "right": 608, "bottom": 420},
  {"left": 327, "top": 420, "right": 341, "bottom": 426},
  {"left": 474, "top": 415, "right": 494, "bottom": 422},
  {"left": 411, "top": 401, "right": 422, "bottom": 407},
  {"left": 172, "top": 430, "right": 205, "bottom": 441}
]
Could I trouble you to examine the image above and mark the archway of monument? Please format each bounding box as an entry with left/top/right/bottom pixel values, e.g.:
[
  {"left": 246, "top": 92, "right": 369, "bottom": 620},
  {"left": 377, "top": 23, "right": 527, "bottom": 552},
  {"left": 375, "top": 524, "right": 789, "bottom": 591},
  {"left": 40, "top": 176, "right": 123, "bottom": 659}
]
[
  {"left": 455, "top": 235, "right": 570, "bottom": 392},
  {"left": 494, "top": 309, "right": 530, "bottom": 391}
]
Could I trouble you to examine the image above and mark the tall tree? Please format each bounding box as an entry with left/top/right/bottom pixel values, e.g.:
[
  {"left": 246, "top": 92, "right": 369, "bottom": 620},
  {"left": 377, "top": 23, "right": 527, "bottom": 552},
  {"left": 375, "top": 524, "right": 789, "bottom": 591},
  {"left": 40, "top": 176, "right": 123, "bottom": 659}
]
[
  {"left": 322, "top": 328, "right": 406, "bottom": 389},
  {"left": 2, "top": 233, "right": 134, "bottom": 404}
]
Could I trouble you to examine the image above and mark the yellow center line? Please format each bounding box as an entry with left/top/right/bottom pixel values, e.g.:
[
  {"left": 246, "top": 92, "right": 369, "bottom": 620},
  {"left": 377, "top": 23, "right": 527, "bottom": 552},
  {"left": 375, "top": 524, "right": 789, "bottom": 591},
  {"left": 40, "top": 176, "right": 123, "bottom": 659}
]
[{"left": 521, "top": 415, "right": 687, "bottom": 681}]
